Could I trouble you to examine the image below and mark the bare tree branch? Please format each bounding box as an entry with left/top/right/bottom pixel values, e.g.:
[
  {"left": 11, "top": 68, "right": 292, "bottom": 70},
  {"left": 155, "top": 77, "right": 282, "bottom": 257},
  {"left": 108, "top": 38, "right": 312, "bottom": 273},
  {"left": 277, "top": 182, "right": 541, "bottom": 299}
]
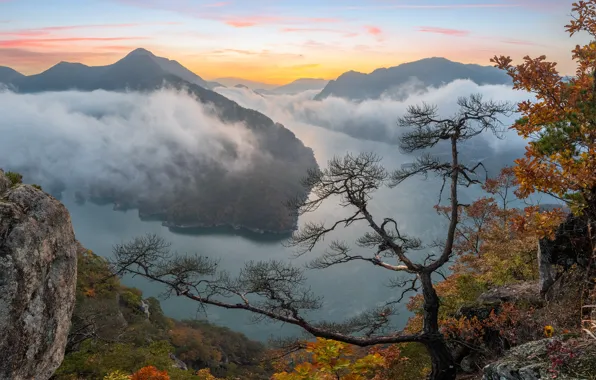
[{"left": 111, "top": 94, "right": 514, "bottom": 380}]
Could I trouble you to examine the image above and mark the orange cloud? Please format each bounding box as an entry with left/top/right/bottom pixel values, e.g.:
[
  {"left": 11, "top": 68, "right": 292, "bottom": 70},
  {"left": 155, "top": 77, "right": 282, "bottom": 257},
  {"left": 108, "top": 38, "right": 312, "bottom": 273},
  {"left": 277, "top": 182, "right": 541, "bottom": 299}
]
[
  {"left": 208, "top": 48, "right": 260, "bottom": 55},
  {"left": 417, "top": 26, "right": 470, "bottom": 37},
  {"left": 289, "top": 63, "right": 320, "bottom": 69}
]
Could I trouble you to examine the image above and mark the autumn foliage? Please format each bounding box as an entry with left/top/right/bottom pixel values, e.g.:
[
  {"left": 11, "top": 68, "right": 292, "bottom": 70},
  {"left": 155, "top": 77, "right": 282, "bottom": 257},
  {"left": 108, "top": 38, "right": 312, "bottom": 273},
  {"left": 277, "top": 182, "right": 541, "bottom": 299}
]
[
  {"left": 492, "top": 1, "right": 596, "bottom": 218},
  {"left": 271, "top": 338, "right": 385, "bottom": 380},
  {"left": 131, "top": 366, "right": 170, "bottom": 380}
]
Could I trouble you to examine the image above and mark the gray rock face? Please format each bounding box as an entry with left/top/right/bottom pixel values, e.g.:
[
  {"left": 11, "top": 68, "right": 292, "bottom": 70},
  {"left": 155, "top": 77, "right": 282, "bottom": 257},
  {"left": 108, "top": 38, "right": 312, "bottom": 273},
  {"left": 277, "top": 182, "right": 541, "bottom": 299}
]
[
  {"left": 476, "top": 282, "right": 542, "bottom": 306},
  {"left": 483, "top": 339, "right": 549, "bottom": 380},
  {"left": 140, "top": 299, "right": 151, "bottom": 318},
  {"left": 537, "top": 239, "right": 556, "bottom": 295},
  {"left": 169, "top": 352, "right": 188, "bottom": 371},
  {"left": 537, "top": 210, "right": 592, "bottom": 295},
  {"left": 0, "top": 169, "right": 78, "bottom": 380},
  {"left": 483, "top": 338, "right": 596, "bottom": 380}
]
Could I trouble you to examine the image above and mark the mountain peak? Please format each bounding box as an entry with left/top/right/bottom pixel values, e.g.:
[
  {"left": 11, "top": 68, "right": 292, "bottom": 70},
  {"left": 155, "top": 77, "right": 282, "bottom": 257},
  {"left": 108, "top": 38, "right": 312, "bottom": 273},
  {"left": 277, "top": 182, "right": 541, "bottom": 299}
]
[
  {"left": 126, "top": 48, "right": 155, "bottom": 57},
  {"left": 0, "top": 66, "right": 23, "bottom": 75},
  {"left": 55, "top": 61, "right": 86, "bottom": 67},
  {"left": 44, "top": 61, "right": 90, "bottom": 73},
  {"left": 289, "top": 78, "right": 326, "bottom": 84},
  {"left": 315, "top": 57, "right": 511, "bottom": 101}
]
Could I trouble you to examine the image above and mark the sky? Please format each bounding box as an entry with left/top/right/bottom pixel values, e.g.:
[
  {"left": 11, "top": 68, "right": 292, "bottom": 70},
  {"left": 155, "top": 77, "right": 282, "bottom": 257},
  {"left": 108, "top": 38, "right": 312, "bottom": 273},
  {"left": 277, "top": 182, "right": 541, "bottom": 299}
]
[{"left": 0, "top": 0, "right": 583, "bottom": 84}]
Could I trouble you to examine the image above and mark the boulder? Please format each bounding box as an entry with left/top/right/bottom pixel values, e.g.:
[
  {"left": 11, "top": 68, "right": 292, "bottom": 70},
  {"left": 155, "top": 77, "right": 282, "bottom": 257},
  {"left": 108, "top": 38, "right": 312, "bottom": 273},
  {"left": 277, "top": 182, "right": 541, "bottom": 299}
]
[
  {"left": 476, "top": 282, "right": 542, "bottom": 306},
  {"left": 0, "top": 169, "right": 78, "bottom": 380},
  {"left": 483, "top": 338, "right": 596, "bottom": 380},
  {"left": 140, "top": 299, "right": 151, "bottom": 318}
]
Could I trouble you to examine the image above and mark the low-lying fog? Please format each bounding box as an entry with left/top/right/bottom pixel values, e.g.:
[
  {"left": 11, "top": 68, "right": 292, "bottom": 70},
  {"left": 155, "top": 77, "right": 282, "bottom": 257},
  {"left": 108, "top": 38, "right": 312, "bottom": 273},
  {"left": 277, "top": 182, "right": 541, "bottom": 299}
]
[{"left": 0, "top": 80, "right": 538, "bottom": 341}]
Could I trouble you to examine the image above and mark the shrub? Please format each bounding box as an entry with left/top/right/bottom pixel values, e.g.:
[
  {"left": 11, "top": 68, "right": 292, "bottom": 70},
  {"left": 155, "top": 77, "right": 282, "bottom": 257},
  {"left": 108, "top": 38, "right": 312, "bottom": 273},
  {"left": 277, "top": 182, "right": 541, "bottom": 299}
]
[
  {"left": 120, "top": 289, "right": 143, "bottom": 309},
  {"left": 104, "top": 370, "right": 131, "bottom": 380},
  {"left": 131, "top": 366, "right": 169, "bottom": 380},
  {"left": 5, "top": 171, "right": 22, "bottom": 186}
]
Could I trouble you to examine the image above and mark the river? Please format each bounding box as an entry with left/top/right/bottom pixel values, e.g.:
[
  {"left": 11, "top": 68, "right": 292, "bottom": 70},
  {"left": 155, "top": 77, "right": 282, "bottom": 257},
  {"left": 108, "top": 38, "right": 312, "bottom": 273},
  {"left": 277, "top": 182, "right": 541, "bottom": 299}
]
[{"left": 63, "top": 119, "right": 491, "bottom": 342}]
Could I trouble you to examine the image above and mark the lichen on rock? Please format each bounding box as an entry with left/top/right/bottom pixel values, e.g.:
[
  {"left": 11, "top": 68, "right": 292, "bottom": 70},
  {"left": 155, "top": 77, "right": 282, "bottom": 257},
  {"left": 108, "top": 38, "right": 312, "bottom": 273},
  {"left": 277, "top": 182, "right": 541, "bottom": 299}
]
[{"left": 0, "top": 169, "right": 78, "bottom": 380}]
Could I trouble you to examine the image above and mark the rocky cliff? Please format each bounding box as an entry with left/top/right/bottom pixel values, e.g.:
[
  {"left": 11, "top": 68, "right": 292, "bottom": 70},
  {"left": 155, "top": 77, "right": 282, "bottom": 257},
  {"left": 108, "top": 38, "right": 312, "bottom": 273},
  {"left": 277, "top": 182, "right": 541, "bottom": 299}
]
[{"left": 0, "top": 170, "right": 78, "bottom": 379}]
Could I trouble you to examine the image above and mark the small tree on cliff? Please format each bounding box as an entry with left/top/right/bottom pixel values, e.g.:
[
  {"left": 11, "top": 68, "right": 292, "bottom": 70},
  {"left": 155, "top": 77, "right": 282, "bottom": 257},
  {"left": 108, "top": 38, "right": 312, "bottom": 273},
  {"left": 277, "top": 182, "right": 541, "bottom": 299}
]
[
  {"left": 492, "top": 1, "right": 596, "bottom": 291},
  {"left": 492, "top": 1, "right": 596, "bottom": 222},
  {"left": 112, "top": 94, "right": 513, "bottom": 380}
]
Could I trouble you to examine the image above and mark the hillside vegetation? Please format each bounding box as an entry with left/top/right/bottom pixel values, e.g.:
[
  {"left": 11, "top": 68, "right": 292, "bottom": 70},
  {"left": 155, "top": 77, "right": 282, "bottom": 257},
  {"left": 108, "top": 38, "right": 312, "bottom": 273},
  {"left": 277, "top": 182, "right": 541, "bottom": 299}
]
[{"left": 53, "top": 246, "right": 271, "bottom": 380}]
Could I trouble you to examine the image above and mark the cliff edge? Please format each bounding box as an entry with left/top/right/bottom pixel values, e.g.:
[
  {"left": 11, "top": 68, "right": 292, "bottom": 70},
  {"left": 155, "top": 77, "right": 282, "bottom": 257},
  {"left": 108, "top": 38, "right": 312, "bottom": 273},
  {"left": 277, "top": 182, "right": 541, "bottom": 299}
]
[{"left": 0, "top": 170, "right": 78, "bottom": 380}]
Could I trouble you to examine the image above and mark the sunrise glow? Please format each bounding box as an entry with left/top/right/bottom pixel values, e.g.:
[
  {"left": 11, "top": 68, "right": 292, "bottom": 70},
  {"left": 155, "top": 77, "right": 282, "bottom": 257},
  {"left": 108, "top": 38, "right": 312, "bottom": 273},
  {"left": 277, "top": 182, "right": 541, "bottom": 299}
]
[{"left": 0, "top": 0, "right": 579, "bottom": 84}]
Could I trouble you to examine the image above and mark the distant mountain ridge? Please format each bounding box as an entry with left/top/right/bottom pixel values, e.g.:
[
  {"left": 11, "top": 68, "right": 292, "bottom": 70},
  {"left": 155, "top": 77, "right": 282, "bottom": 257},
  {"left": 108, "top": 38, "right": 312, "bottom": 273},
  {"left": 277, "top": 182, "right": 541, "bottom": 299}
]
[
  {"left": 1, "top": 48, "right": 219, "bottom": 92},
  {"left": 214, "top": 77, "right": 279, "bottom": 90},
  {"left": 214, "top": 77, "right": 329, "bottom": 95},
  {"left": 0, "top": 48, "right": 318, "bottom": 234},
  {"left": 0, "top": 66, "right": 25, "bottom": 84},
  {"left": 314, "top": 57, "right": 512, "bottom": 101},
  {"left": 269, "top": 78, "right": 328, "bottom": 95}
]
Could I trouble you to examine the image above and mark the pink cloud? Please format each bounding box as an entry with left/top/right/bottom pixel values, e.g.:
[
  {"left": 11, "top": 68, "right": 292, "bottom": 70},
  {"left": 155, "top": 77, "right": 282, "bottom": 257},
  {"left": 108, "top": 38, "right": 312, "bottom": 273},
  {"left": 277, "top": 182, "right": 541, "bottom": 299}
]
[
  {"left": 283, "top": 28, "right": 333, "bottom": 32},
  {"left": 0, "top": 47, "right": 132, "bottom": 74},
  {"left": 222, "top": 16, "right": 341, "bottom": 28},
  {"left": 95, "top": 44, "right": 145, "bottom": 51},
  {"left": 225, "top": 20, "right": 258, "bottom": 27},
  {"left": 417, "top": 26, "right": 470, "bottom": 37},
  {"left": 0, "top": 30, "right": 49, "bottom": 37},
  {"left": 0, "top": 23, "right": 180, "bottom": 38},
  {"left": 0, "top": 37, "right": 147, "bottom": 48},
  {"left": 365, "top": 26, "right": 382, "bottom": 36}
]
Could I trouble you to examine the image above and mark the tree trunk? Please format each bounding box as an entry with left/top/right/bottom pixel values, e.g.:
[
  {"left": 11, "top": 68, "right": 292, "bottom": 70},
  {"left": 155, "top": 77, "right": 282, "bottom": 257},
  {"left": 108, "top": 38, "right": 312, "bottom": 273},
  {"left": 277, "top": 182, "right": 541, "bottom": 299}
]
[
  {"left": 423, "top": 338, "right": 457, "bottom": 380},
  {"left": 419, "top": 271, "right": 457, "bottom": 380}
]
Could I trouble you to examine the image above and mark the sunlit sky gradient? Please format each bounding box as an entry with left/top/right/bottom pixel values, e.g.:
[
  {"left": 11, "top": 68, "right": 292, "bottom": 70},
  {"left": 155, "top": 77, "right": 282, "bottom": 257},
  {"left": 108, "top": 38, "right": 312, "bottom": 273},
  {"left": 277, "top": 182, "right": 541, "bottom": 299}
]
[{"left": 0, "top": 0, "right": 584, "bottom": 84}]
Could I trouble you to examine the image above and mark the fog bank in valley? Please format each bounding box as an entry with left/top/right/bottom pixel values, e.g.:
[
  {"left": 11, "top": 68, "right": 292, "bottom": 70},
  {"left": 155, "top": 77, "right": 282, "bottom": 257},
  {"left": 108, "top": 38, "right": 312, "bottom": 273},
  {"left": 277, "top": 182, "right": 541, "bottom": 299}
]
[
  {"left": 0, "top": 88, "right": 262, "bottom": 197},
  {"left": 1, "top": 80, "right": 544, "bottom": 341},
  {"left": 216, "top": 79, "right": 534, "bottom": 173},
  {"left": 0, "top": 88, "right": 319, "bottom": 232}
]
